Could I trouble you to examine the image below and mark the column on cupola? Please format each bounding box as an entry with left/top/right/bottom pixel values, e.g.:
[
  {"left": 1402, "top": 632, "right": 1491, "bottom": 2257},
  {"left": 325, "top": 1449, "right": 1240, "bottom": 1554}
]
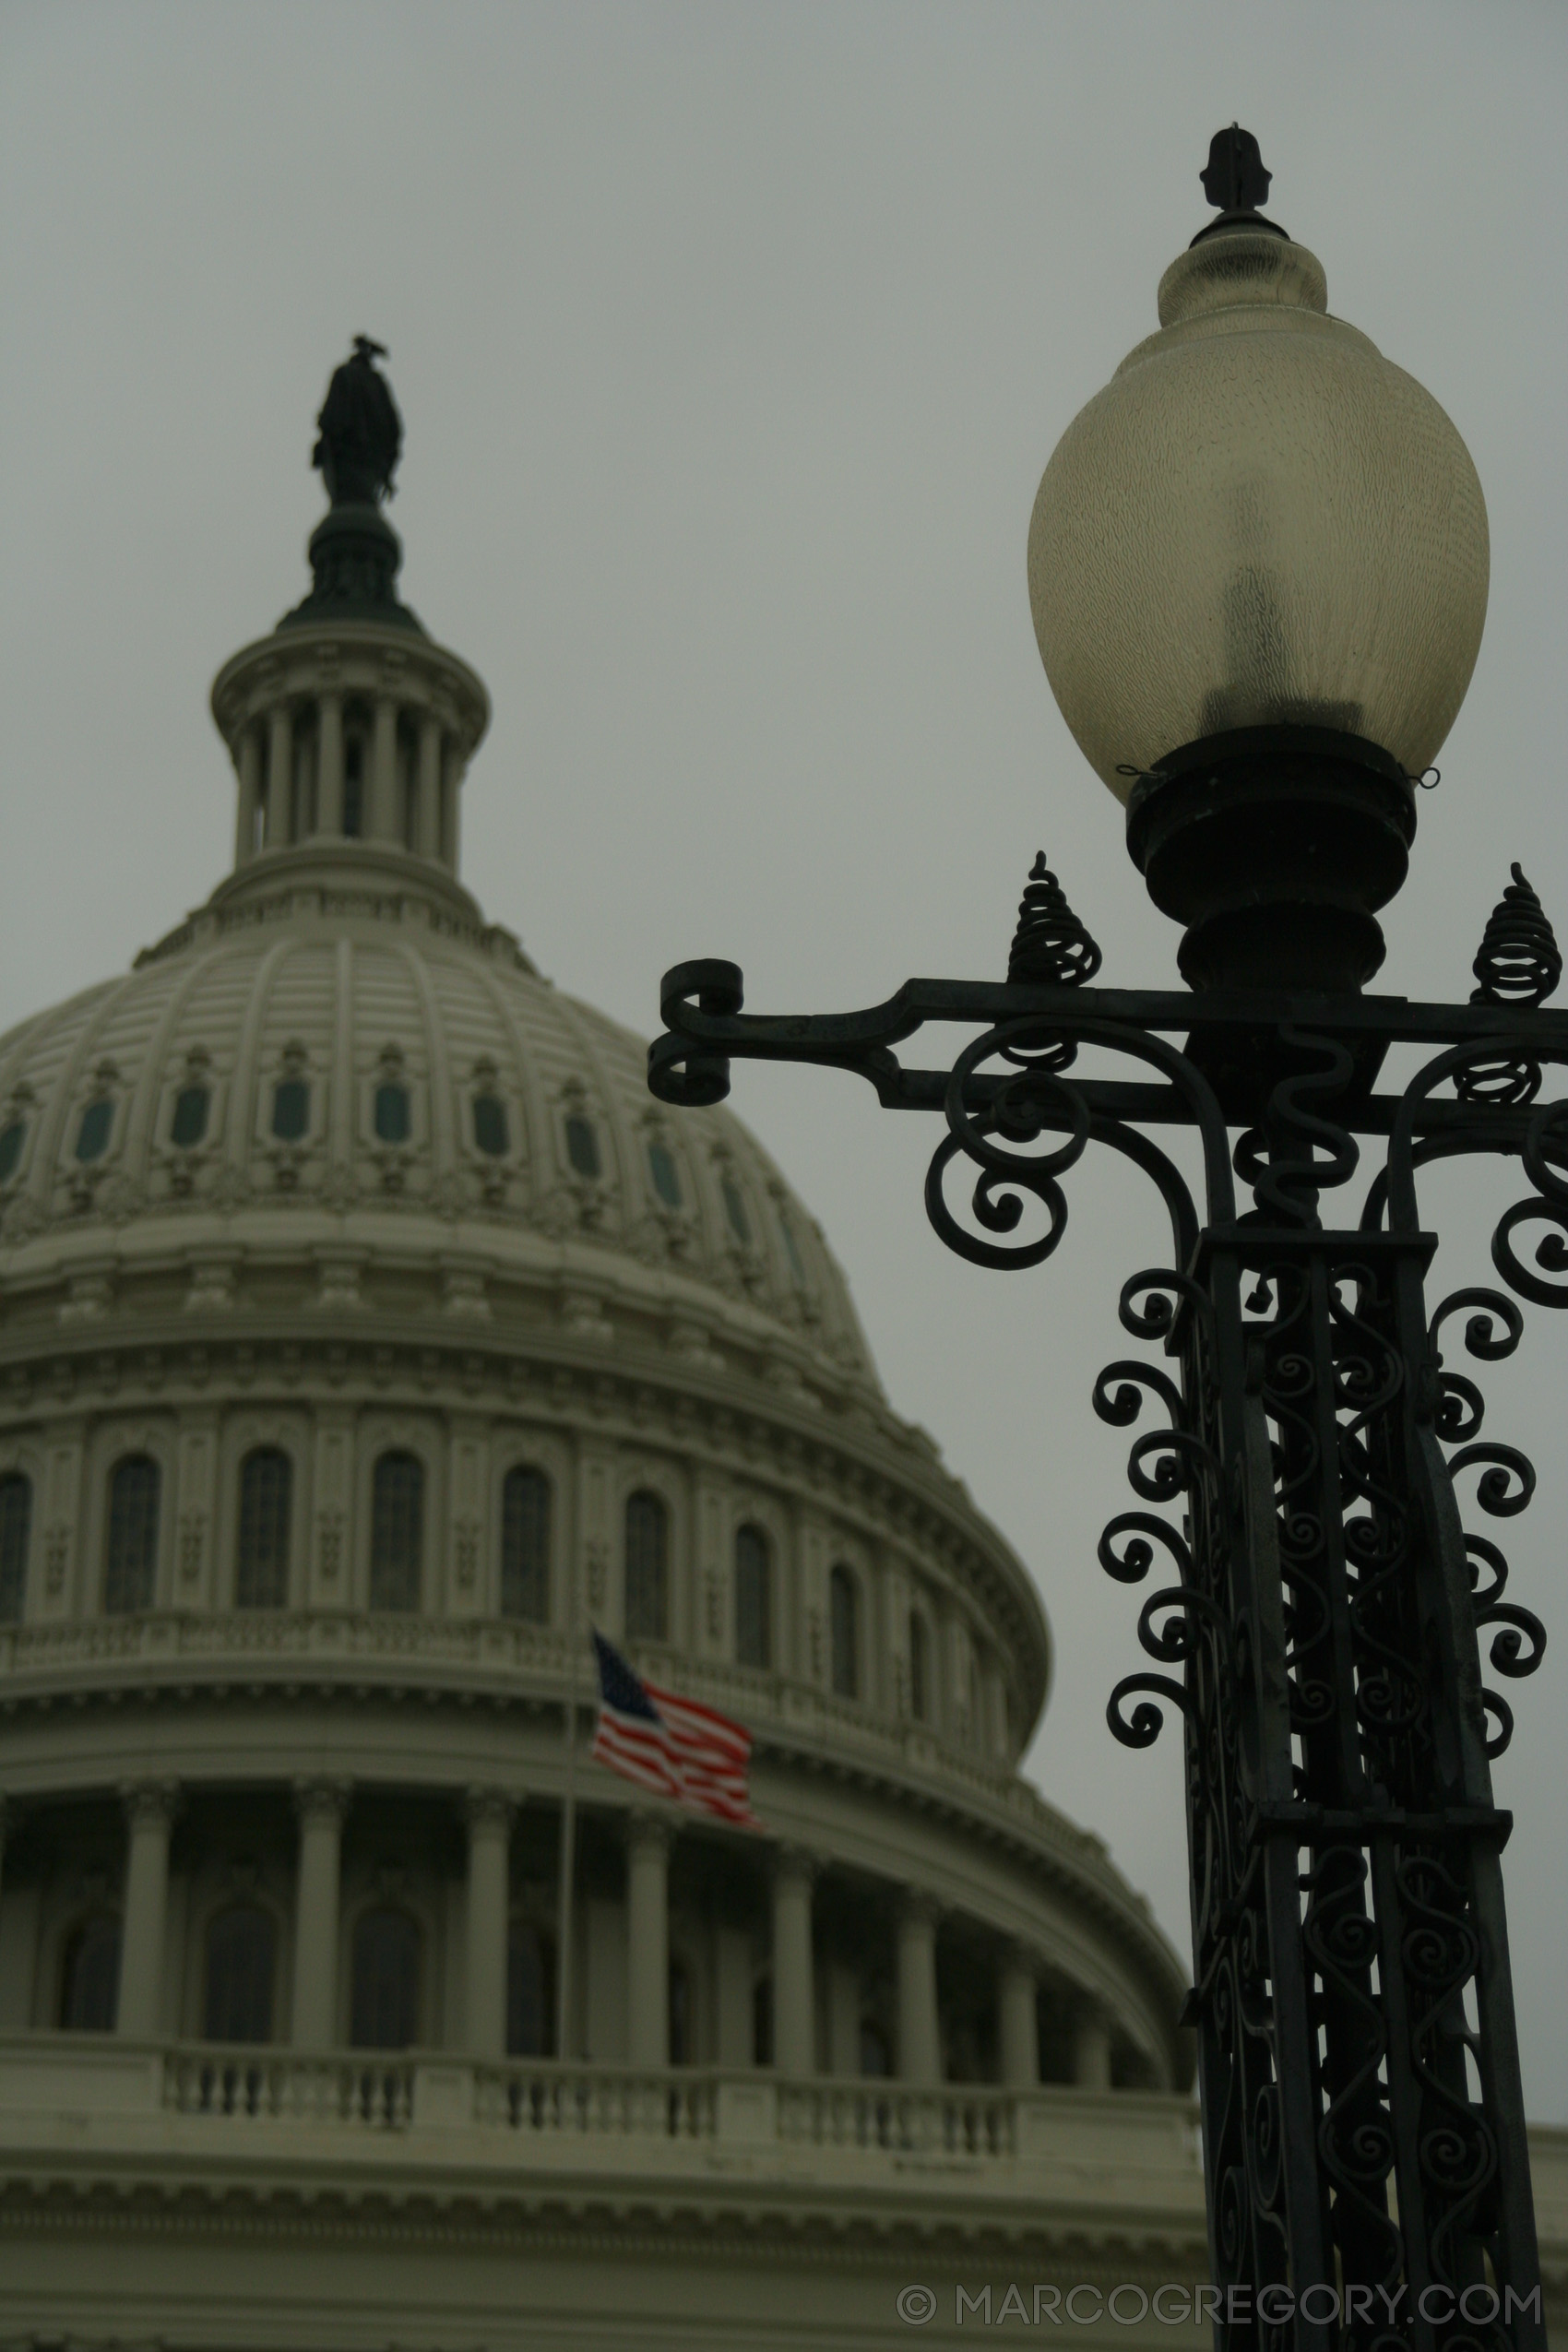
[
  {"left": 416, "top": 714, "right": 443, "bottom": 862},
  {"left": 291, "top": 1779, "right": 350, "bottom": 2046},
  {"left": 266, "top": 706, "right": 293, "bottom": 846},
  {"left": 998, "top": 1944, "right": 1040, "bottom": 2089},
  {"left": 233, "top": 725, "right": 262, "bottom": 866},
  {"left": 1074, "top": 2003, "right": 1113, "bottom": 2089},
  {"left": 317, "top": 689, "right": 344, "bottom": 836},
  {"left": 464, "top": 1788, "right": 515, "bottom": 2061},
  {"left": 771, "top": 1847, "right": 817, "bottom": 2077},
  {"left": 625, "top": 1813, "right": 672, "bottom": 2067},
  {"left": 117, "top": 1781, "right": 179, "bottom": 2037},
  {"left": 369, "top": 694, "right": 398, "bottom": 841},
  {"left": 896, "top": 1894, "right": 942, "bottom": 2085},
  {"left": 442, "top": 743, "right": 463, "bottom": 869}
]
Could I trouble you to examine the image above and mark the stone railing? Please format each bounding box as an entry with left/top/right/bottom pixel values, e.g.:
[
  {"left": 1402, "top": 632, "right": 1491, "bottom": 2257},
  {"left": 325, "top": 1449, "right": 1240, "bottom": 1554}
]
[
  {"left": 163, "top": 2046, "right": 415, "bottom": 2127},
  {"left": 778, "top": 2079, "right": 1016, "bottom": 2156},
  {"left": 0, "top": 2037, "right": 1194, "bottom": 2174}
]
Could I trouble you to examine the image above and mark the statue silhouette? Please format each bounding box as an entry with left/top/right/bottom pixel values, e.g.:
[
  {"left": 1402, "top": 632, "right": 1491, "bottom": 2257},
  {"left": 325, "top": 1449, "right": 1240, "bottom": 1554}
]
[{"left": 312, "top": 336, "right": 402, "bottom": 507}]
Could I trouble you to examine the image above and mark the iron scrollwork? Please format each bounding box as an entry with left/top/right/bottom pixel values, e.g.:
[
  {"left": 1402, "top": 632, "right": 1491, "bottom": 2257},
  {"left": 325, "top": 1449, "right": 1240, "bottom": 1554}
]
[{"left": 649, "top": 856, "right": 1561, "bottom": 2347}]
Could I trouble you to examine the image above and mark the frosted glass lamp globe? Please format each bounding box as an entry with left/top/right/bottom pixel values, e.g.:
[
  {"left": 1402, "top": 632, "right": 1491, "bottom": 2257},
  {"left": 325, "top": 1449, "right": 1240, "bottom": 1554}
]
[{"left": 1028, "top": 227, "right": 1490, "bottom": 802}]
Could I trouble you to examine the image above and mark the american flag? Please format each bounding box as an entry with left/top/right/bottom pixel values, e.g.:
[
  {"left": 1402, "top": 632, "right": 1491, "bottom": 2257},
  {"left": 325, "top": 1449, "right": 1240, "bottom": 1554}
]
[{"left": 589, "top": 1632, "right": 761, "bottom": 1829}]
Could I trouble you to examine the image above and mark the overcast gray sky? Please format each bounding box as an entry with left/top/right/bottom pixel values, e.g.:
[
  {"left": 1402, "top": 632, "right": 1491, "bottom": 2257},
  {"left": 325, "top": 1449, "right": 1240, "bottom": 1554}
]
[{"left": 3, "top": 2, "right": 1564, "bottom": 2117}]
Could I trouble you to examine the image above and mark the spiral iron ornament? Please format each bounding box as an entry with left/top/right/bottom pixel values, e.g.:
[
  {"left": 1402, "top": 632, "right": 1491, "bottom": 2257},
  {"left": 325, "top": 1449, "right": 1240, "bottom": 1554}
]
[
  {"left": 1004, "top": 850, "right": 1102, "bottom": 986},
  {"left": 1455, "top": 865, "right": 1562, "bottom": 1107}
]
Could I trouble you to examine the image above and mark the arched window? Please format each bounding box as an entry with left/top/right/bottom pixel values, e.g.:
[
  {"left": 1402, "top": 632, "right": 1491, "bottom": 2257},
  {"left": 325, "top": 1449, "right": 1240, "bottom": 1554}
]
[
  {"left": 506, "top": 1919, "right": 555, "bottom": 2056},
  {"left": 104, "top": 1455, "right": 160, "bottom": 1614},
  {"left": 60, "top": 1914, "right": 121, "bottom": 2031},
  {"left": 271, "top": 1076, "right": 310, "bottom": 1142},
  {"left": 909, "top": 1610, "right": 930, "bottom": 1723},
  {"left": 0, "top": 1471, "right": 30, "bottom": 1622},
  {"left": 624, "top": 1490, "right": 668, "bottom": 1642},
  {"left": 669, "top": 1957, "right": 692, "bottom": 2067},
  {"left": 374, "top": 1080, "right": 410, "bottom": 1144},
  {"left": 0, "top": 1119, "right": 26, "bottom": 1184},
  {"left": 472, "top": 1093, "right": 508, "bottom": 1157},
  {"left": 236, "top": 1447, "right": 291, "bottom": 1609},
  {"left": 647, "top": 1142, "right": 682, "bottom": 1208},
  {"left": 829, "top": 1564, "right": 858, "bottom": 1699},
  {"left": 370, "top": 1451, "right": 423, "bottom": 1611},
  {"left": 720, "top": 1174, "right": 751, "bottom": 1245},
  {"left": 350, "top": 1907, "right": 421, "bottom": 2049},
  {"left": 734, "top": 1523, "right": 771, "bottom": 1669},
  {"left": 75, "top": 1098, "right": 113, "bottom": 1162},
  {"left": 564, "top": 1113, "right": 600, "bottom": 1180},
  {"left": 500, "top": 1466, "right": 550, "bottom": 1622},
  {"left": 203, "top": 1905, "right": 277, "bottom": 2044},
  {"left": 170, "top": 1084, "right": 208, "bottom": 1149}
]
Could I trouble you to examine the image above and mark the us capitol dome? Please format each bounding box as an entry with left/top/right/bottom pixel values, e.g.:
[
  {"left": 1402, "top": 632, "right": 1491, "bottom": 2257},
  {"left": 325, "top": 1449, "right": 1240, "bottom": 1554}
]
[{"left": 0, "top": 343, "right": 1203, "bottom": 2348}]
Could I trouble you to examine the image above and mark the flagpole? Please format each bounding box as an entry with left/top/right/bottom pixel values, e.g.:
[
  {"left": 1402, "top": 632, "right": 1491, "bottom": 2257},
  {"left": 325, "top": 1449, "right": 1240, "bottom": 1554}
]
[{"left": 554, "top": 1557, "right": 581, "bottom": 2063}]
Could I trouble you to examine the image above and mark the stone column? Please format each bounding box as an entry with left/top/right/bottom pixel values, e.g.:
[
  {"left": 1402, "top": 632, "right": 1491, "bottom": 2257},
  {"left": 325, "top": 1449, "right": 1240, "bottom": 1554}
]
[
  {"left": 998, "top": 1944, "right": 1039, "bottom": 2089},
  {"left": 465, "top": 1788, "right": 515, "bottom": 2061},
  {"left": 317, "top": 691, "right": 344, "bottom": 837},
  {"left": 291, "top": 1779, "right": 350, "bottom": 2047},
  {"left": 896, "top": 1894, "right": 942, "bottom": 2085},
  {"left": 416, "top": 714, "right": 443, "bottom": 861},
  {"left": 771, "top": 1847, "right": 816, "bottom": 2078},
  {"left": 266, "top": 707, "right": 293, "bottom": 846},
  {"left": 117, "top": 1781, "right": 179, "bottom": 2037},
  {"left": 1074, "top": 2003, "right": 1113, "bottom": 2090},
  {"left": 625, "top": 1813, "right": 672, "bottom": 2067},
  {"left": 443, "top": 746, "right": 464, "bottom": 869},
  {"left": 234, "top": 726, "right": 261, "bottom": 866},
  {"left": 370, "top": 695, "right": 398, "bottom": 840}
]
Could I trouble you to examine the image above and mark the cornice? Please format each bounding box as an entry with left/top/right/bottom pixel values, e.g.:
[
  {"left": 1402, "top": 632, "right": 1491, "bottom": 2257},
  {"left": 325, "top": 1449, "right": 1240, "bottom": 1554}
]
[
  {"left": 0, "top": 2165, "right": 1210, "bottom": 2264},
  {"left": 209, "top": 622, "right": 490, "bottom": 757}
]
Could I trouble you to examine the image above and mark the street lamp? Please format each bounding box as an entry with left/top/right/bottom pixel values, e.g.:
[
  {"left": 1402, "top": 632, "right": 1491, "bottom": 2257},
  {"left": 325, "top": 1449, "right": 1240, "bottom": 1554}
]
[{"left": 649, "top": 131, "right": 1551, "bottom": 2346}]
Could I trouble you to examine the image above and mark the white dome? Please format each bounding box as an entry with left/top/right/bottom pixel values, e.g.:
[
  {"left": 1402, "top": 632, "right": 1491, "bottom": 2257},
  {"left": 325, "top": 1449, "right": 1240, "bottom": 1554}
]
[{"left": 0, "top": 843, "right": 876, "bottom": 1398}]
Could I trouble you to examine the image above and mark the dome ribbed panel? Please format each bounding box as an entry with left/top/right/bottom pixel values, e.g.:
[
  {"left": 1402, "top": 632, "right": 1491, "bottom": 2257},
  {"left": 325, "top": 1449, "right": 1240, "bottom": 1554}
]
[
  {"left": 24, "top": 973, "right": 148, "bottom": 1209},
  {"left": 123, "top": 946, "right": 229, "bottom": 1167},
  {"left": 0, "top": 909, "right": 876, "bottom": 1387}
]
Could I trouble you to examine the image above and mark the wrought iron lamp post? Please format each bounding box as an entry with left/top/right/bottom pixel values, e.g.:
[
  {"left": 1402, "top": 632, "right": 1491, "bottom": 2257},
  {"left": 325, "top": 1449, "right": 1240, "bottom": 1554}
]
[{"left": 648, "top": 131, "right": 1551, "bottom": 2349}]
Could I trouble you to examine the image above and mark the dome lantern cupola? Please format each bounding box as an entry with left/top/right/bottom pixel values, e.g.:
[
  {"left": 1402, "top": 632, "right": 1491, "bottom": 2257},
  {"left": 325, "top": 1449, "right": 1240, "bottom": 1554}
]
[{"left": 209, "top": 340, "right": 488, "bottom": 904}]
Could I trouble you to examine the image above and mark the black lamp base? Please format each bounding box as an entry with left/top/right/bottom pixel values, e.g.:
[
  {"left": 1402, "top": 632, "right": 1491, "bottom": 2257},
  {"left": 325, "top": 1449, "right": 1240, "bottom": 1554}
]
[{"left": 1125, "top": 726, "right": 1417, "bottom": 993}]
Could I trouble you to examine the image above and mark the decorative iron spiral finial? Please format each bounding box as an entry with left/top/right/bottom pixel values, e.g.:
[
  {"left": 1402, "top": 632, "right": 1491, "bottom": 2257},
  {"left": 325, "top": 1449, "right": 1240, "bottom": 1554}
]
[
  {"left": 1469, "top": 866, "right": 1562, "bottom": 1008},
  {"left": 1006, "top": 853, "right": 1102, "bottom": 987},
  {"left": 1455, "top": 866, "right": 1562, "bottom": 1107}
]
